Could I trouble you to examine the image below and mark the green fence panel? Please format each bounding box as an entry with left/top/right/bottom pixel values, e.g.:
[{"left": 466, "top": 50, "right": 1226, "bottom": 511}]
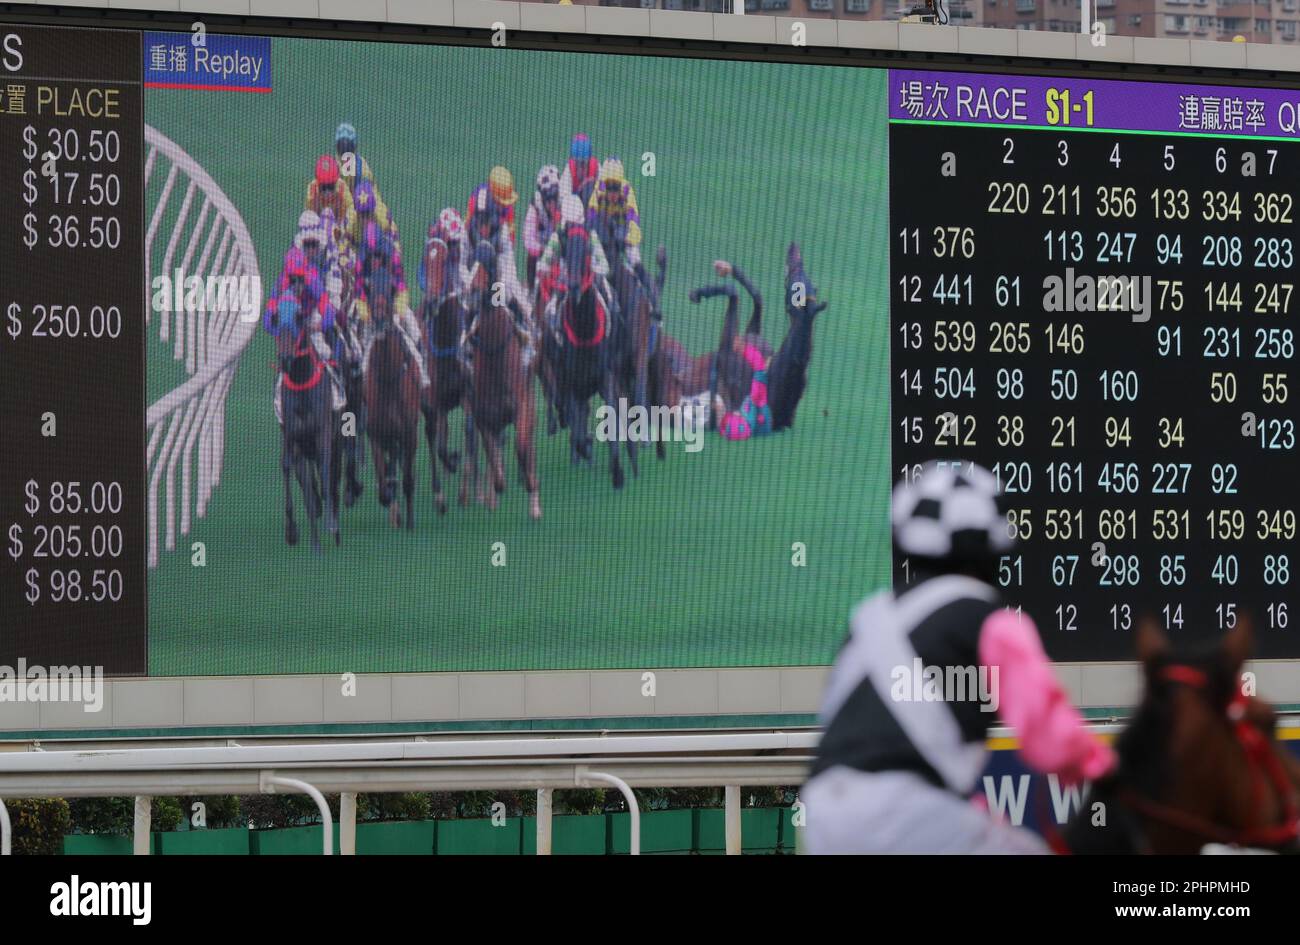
[
  {"left": 520, "top": 814, "right": 608, "bottom": 855},
  {"left": 608, "top": 809, "right": 694, "bottom": 855},
  {"left": 63, "top": 834, "right": 133, "bottom": 856},
  {"left": 434, "top": 818, "right": 522, "bottom": 855},
  {"left": 779, "top": 806, "right": 803, "bottom": 854},
  {"left": 155, "top": 828, "right": 250, "bottom": 855},
  {"left": 250, "top": 825, "right": 340, "bottom": 855},
  {"left": 355, "top": 820, "right": 436, "bottom": 855},
  {"left": 695, "top": 808, "right": 785, "bottom": 854},
  {"left": 741, "top": 809, "right": 781, "bottom": 853}
]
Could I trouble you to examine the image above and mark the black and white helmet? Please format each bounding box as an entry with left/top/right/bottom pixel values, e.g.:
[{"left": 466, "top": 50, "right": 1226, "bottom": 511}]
[{"left": 891, "top": 461, "right": 1014, "bottom": 568}]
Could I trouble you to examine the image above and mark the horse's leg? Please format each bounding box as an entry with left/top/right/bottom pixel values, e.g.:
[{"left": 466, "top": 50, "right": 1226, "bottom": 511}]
[
  {"left": 493, "top": 431, "right": 507, "bottom": 496},
  {"left": 424, "top": 403, "right": 446, "bottom": 516},
  {"left": 603, "top": 372, "right": 625, "bottom": 490},
  {"left": 541, "top": 354, "right": 559, "bottom": 437},
  {"left": 516, "top": 377, "right": 541, "bottom": 520},
  {"left": 320, "top": 404, "right": 339, "bottom": 545},
  {"left": 459, "top": 396, "right": 477, "bottom": 508},
  {"left": 371, "top": 433, "right": 391, "bottom": 509},
  {"left": 330, "top": 427, "right": 343, "bottom": 547},
  {"left": 437, "top": 401, "right": 460, "bottom": 474},
  {"left": 649, "top": 355, "right": 668, "bottom": 462},
  {"left": 282, "top": 431, "right": 299, "bottom": 546},
  {"left": 344, "top": 387, "right": 363, "bottom": 507},
  {"left": 480, "top": 428, "right": 503, "bottom": 510},
  {"left": 566, "top": 393, "right": 582, "bottom": 466},
  {"left": 403, "top": 419, "right": 417, "bottom": 531},
  {"left": 296, "top": 451, "right": 321, "bottom": 554},
  {"left": 623, "top": 374, "right": 641, "bottom": 481}
]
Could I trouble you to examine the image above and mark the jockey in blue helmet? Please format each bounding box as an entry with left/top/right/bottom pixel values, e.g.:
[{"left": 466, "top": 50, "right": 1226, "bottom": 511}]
[{"left": 560, "top": 132, "right": 599, "bottom": 206}]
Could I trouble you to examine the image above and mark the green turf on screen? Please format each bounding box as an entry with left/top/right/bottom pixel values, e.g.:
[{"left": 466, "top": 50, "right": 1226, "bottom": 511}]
[{"left": 144, "top": 38, "right": 892, "bottom": 675}]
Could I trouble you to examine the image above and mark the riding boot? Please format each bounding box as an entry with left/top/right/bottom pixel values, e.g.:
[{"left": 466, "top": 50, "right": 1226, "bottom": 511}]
[
  {"left": 397, "top": 312, "right": 432, "bottom": 389},
  {"left": 508, "top": 298, "right": 537, "bottom": 371},
  {"left": 633, "top": 261, "right": 653, "bottom": 300},
  {"left": 311, "top": 330, "right": 347, "bottom": 410}
]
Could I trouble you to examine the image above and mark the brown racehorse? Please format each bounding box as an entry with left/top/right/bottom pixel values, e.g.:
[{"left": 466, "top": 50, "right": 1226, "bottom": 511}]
[
  {"left": 1062, "top": 615, "right": 1300, "bottom": 854},
  {"left": 460, "top": 243, "right": 541, "bottom": 519},
  {"left": 333, "top": 248, "right": 366, "bottom": 505},
  {"left": 419, "top": 234, "right": 473, "bottom": 516},
  {"left": 363, "top": 276, "right": 421, "bottom": 529}
]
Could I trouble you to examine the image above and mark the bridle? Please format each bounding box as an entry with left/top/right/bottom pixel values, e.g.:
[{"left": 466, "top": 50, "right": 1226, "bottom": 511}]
[{"left": 1114, "top": 663, "right": 1299, "bottom": 851}]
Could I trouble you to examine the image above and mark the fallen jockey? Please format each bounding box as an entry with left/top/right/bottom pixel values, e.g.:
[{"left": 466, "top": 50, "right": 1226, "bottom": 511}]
[{"left": 716, "top": 342, "right": 772, "bottom": 441}]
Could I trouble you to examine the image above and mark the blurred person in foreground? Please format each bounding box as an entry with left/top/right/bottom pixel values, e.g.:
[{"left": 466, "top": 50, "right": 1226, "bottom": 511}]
[{"left": 803, "top": 462, "right": 1115, "bottom": 854}]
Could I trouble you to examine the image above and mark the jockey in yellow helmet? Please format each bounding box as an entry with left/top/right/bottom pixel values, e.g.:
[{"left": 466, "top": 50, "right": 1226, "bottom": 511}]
[
  {"left": 587, "top": 157, "right": 642, "bottom": 269},
  {"left": 466, "top": 166, "right": 535, "bottom": 366}
]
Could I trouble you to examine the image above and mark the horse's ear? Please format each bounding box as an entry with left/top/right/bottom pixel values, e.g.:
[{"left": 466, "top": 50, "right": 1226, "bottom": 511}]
[
  {"left": 1222, "top": 612, "right": 1254, "bottom": 670},
  {"left": 1135, "top": 615, "right": 1169, "bottom": 665}
]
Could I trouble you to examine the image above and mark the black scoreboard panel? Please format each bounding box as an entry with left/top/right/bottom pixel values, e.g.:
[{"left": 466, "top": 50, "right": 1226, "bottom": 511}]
[
  {"left": 890, "top": 74, "right": 1299, "bottom": 661},
  {"left": 0, "top": 26, "right": 145, "bottom": 674}
]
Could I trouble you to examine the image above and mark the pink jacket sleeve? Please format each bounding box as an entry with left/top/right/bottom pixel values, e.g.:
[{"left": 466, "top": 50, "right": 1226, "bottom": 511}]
[{"left": 978, "top": 609, "right": 1116, "bottom": 785}]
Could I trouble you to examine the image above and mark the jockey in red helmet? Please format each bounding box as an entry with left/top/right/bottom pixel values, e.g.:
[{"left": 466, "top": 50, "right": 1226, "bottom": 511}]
[
  {"left": 263, "top": 245, "right": 345, "bottom": 423},
  {"left": 305, "top": 154, "right": 356, "bottom": 253}
]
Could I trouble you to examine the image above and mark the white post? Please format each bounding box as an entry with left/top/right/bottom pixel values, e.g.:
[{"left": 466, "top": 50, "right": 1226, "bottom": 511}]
[
  {"left": 262, "top": 772, "right": 333, "bottom": 855},
  {"left": 579, "top": 769, "right": 640, "bottom": 856},
  {"left": 734, "top": 0, "right": 745, "bottom": 14},
  {"left": 339, "top": 792, "right": 357, "bottom": 856},
  {"left": 133, "top": 796, "right": 152, "bottom": 855},
  {"left": 1081, "top": 0, "right": 1092, "bottom": 35},
  {"left": 0, "top": 798, "right": 10, "bottom": 856},
  {"left": 724, "top": 785, "right": 742, "bottom": 855},
  {"left": 536, "top": 789, "right": 553, "bottom": 855}
]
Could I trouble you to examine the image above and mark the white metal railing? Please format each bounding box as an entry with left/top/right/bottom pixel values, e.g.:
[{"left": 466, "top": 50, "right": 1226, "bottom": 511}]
[
  {"left": 0, "top": 732, "right": 817, "bottom": 856},
  {"left": 144, "top": 125, "right": 260, "bottom": 569}
]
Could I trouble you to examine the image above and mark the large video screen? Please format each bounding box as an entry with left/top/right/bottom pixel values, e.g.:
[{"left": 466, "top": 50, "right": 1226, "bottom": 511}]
[{"left": 0, "top": 21, "right": 1296, "bottom": 677}]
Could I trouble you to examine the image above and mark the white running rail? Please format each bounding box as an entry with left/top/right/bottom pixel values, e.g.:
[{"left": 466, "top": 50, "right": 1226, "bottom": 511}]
[{"left": 144, "top": 125, "right": 261, "bottom": 568}]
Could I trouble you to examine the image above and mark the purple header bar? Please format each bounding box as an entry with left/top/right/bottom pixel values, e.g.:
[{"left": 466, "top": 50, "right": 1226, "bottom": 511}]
[{"left": 890, "top": 69, "right": 1300, "bottom": 139}]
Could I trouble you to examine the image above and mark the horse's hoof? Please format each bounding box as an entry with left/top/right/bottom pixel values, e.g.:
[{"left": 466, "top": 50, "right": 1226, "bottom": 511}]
[
  {"left": 285, "top": 520, "right": 299, "bottom": 546},
  {"left": 437, "top": 497, "right": 447, "bottom": 516},
  {"left": 445, "top": 452, "right": 461, "bottom": 473},
  {"left": 334, "top": 531, "right": 341, "bottom": 547},
  {"left": 529, "top": 497, "right": 542, "bottom": 520},
  {"left": 613, "top": 470, "right": 625, "bottom": 490}
]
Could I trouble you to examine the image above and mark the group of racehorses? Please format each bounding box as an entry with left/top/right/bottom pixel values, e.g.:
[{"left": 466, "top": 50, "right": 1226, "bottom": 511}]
[{"left": 273, "top": 201, "right": 825, "bottom": 555}]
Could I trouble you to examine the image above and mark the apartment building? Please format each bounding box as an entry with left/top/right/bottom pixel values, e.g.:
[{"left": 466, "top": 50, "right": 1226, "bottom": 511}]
[
  {"left": 544, "top": 0, "right": 1295, "bottom": 40},
  {"left": 556, "top": 0, "right": 982, "bottom": 27},
  {"left": 982, "top": 0, "right": 1300, "bottom": 42}
]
